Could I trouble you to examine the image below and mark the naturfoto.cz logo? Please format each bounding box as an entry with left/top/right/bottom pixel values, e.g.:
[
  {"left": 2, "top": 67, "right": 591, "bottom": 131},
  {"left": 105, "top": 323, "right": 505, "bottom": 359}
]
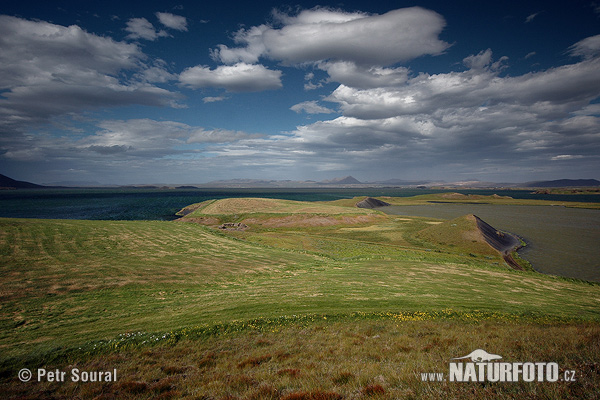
[{"left": 421, "top": 349, "right": 577, "bottom": 383}]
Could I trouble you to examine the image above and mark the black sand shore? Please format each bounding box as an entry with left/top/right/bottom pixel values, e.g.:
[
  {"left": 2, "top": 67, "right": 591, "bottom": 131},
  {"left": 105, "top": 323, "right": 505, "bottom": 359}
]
[{"left": 474, "top": 215, "right": 523, "bottom": 270}]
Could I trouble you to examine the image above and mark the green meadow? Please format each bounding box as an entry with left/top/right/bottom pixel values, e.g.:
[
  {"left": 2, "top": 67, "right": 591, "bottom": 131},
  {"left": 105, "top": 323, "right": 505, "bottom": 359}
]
[{"left": 1, "top": 195, "right": 599, "bottom": 399}]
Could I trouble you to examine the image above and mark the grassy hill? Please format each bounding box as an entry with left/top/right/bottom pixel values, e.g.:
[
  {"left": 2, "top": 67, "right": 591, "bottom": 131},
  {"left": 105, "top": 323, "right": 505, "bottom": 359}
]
[{"left": 1, "top": 196, "right": 599, "bottom": 398}]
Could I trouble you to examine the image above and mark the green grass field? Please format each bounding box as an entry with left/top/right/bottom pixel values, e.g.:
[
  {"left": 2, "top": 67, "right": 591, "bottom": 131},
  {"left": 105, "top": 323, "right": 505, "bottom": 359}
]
[{"left": 1, "top": 195, "right": 599, "bottom": 399}]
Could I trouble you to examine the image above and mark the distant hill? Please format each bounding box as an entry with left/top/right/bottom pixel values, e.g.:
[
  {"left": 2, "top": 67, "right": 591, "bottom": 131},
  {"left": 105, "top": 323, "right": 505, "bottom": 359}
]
[
  {"left": 0, "top": 174, "right": 44, "bottom": 189},
  {"left": 524, "top": 179, "right": 600, "bottom": 188},
  {"left": 201, "top": 179, "right": 285, "bottom": 188},
  {"left": 373, "top": 178, "right": 435, "bottom": 186},
  {"left": 319, "top": 176, "right": 362, "bottom": 185}
]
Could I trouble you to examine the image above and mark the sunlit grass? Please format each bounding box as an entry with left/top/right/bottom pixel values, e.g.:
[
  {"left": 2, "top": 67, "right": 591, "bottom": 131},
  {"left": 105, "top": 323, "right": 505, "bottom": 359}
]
[
  {"left": 1, "top": 215, "right": 598, "bottom": 363},
  {"left": 1, "top": 195, "right": 599, "bottom": 398}
]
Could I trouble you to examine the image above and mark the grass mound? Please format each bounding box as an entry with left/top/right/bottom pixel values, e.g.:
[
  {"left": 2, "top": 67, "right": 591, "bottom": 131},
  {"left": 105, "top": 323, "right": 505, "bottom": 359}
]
[
  {"left": 177, "top": 197, "right": 385, "bottom": 229},
  {"left": 183, "top": 198, "right": 373, "bottom": 216},
  {"left": 416, "top": 214, "right": 498, "bottom": 256}
]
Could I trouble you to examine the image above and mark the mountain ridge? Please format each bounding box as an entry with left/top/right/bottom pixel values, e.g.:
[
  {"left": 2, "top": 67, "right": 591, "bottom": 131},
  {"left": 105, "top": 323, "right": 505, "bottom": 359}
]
[
  {"left": 2, "top": 173, "right": 599, "bottom": 189},
  {"left": 0, "top": 174, "right": 44, "bottom": 189},
  {"left": 523, "top": 179, "right": 600, "bottom": 187}
]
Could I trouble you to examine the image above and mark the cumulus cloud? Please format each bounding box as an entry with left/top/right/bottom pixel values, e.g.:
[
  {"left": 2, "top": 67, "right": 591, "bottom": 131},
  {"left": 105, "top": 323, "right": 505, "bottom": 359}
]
[
  {"left": 271, "top": 40, "right": 600, "bottom": 178},
  {"left": 125, "top": 17, "right": 169, "bottom": 40},
  {"left": 179, "top": 62, "right": 282, "bottom": 92},
  {"left": 156, "top": 12, "right": 187, "bottom": 31},
  {"left": 290, "top": 101, "right": 335, "bottom": 114},
  {"left": 0, "top": 15, "right": 179, "bottom": 130},
  {"left": 327, "top": 50, "right": 600, "bottom": 120},
  {"left": 211, "top": 6, "right": 450, "bottom": 66}
]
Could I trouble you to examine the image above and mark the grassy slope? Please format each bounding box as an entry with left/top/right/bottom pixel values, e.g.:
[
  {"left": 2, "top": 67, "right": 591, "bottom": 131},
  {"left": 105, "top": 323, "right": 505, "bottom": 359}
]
[{"left": 1, "top": 196, "right": 599, "bottom": 398}]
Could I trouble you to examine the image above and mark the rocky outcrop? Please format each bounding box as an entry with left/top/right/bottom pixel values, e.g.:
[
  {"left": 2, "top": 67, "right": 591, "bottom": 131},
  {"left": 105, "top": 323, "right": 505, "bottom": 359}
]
[{"left": 218, "top": 222, "right": 248, "bottom": 231}]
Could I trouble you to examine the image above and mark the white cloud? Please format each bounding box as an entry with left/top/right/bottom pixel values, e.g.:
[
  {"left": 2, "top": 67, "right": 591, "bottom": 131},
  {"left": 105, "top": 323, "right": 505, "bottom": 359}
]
[
  {"left": 0, "top": 16, "right": 179, "bottom": 130},
  {"left": 290, "top": 101, "right": 335, "bottom": 114},
  {"left": 84, "top": 119, "right": 260, "bottom": 157},
  {"left": 187, "top": 128, "right": 263, "bottom": 143},
  {"left": 271, "top": 40, "right": 600, "bottom": 178},
  {"left": 210, "top": 25, "right": 269, "bottom": 64},
  {"left": 320, "top": 61, "right": 410, "bottom": 88},
  {"left": 212, "top": 6, "right": 450, "bottom": 66},
  {"left": 86, "top": 119, "right": 188, "bottom": 155},
  {"left": 462, "top": 48, "right": 507, "bottom": 71},
  {"left": 1, "top": 118, "right": 263, "bottom": 174},
  {"left": 568, "top": 34, "right": 600, "bottom": 59},
  {"left": 303, "top": 72, "right": 324, "bottom": 90},
  {"left": 0, "top": 15, "right": 140, "bottom": 83},
  {"left": 551, "top": 155, "right": 585, "bottom": 161},
  {"left": 156, "top": 12, "right": 187, "bottom": 31},
  {"left": 125, "top": 17, "right": 169, "bottom": 40},
  {"left": 525, "top": 12, "right": 541, "bottom": 23},
  {"left": 327, "top": 50, "right": 600, "bottom": 120},
  {"left": 179, "top": 62, "right": 282, "bottom": 92},
  {"left": 203, "top": 96, "right": 227, "bottom": 103},
  {"left": 135, "top": 59, "right": 176, "bottom": 83}
]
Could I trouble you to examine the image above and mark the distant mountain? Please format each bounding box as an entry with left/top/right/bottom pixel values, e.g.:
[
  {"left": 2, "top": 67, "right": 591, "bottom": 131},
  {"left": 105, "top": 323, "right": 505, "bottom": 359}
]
[
  {"left": 523, "top": 179, "right": 600, "bottom": 188},
  {"left": 201, "top": 179, "right": 283, "bottom": 188},
  {"left": 374, "top": 178, "right": 436, "bottom": 186},
  {"left": 0, "top": 174, "right": 44, "bottom": 189},
  {"left": 44, "top": 180, "right": 100, "bottom": 187},
  {"left": 319, "top": 176, "right": 362, "bottom": 185}
]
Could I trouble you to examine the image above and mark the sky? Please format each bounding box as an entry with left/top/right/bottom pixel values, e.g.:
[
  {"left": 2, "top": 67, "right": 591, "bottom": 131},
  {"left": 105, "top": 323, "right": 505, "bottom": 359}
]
[{"left": 0, "top": 0, "right": 599, "bottom": 185}]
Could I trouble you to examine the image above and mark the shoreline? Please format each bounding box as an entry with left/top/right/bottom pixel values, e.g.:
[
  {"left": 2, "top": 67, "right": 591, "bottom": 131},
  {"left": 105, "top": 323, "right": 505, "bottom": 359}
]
[{"left": 473, "top": 215, "right": 524, "bottom": 270}]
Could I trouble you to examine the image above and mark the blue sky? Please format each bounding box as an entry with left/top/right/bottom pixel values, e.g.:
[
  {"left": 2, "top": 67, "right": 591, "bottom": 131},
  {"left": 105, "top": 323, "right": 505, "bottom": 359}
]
[{"left": 1, "top": 0, "right": 599, "bottom": 185}]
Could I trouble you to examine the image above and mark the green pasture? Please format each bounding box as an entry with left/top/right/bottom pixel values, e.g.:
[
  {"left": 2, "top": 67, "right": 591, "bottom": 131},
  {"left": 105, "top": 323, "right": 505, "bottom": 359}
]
[{"left": 1, "top": 195, "right": 599, "bottom": 398}]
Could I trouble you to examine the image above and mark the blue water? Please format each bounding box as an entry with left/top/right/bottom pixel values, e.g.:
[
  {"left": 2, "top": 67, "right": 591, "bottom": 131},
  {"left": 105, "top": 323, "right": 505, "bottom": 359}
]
[{"left": 0, "top": 187, "right": 598, "bottom": 221}]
